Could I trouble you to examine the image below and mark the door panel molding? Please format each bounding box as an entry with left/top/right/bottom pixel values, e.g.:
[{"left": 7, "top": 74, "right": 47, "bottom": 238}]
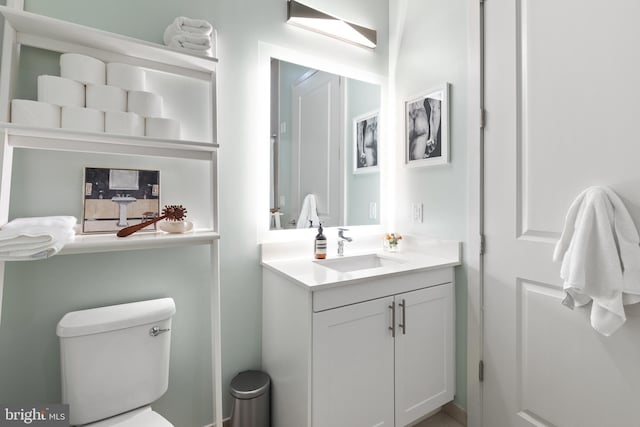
[
  {"left": 515, "top": 0, "right": 559, "bottom": 243},
  {"left": 515, "top": 279, "right": 563, "bottom": 427}
]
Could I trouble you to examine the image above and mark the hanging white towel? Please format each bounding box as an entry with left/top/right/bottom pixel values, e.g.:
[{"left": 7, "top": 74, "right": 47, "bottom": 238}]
[
  {"left": 553, "top": 186, "right": 640, "bottom": 335},
  {"left": 296, "top": 194, "right": 320, "bottom": 229},
  {"left": 0, "top": 216, "right": 76, "bottom": 260}
]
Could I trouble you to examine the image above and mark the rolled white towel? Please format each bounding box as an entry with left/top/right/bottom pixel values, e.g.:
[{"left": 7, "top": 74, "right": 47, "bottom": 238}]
[
  {"left": 163, "top": 16, "right": 213, "bottom": 45},
  {"left": 0, "top": 216, "right": 76, "bottom": 260}
]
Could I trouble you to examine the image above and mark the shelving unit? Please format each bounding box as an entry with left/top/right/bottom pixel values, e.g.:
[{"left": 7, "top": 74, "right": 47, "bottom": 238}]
[
  {"left": 1, "top": 124, "right": 219, "bottom": 160},
  {"left": 60, "top": 230, "right": 220, "bottom": 255},
  {"left": 0, "top": 4, "right": 223, "bottom": 427}
]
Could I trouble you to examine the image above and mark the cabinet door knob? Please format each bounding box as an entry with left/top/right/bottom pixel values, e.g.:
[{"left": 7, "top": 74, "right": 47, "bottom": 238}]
[
  {"left": 399, "top": 299, "right": 406, "bottom": 335},
  {"left": 388, "top": 302, "right": 396, "bottom": 338}
]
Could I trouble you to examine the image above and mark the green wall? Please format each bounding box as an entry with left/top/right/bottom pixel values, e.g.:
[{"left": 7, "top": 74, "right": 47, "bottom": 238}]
[
  {"left": 1, "top": 247, "right": 213, "bottom": 425},
  {"left": 392, "top": 0, "right": 469, "bottom": 409}
]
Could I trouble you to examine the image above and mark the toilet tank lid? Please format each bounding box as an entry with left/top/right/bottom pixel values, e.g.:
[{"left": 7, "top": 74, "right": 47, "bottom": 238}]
[{"left": 57, "top": 298, "right": 176, "bottom": 338}]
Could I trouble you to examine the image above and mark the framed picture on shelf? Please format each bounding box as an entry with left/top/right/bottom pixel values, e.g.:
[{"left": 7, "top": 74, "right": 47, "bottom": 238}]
[
  {"left": 405, "top": 83, "right": 450, "bottom": 167},
  {"left": 353, "top": 110, "right": 379, "bottom": 174},
  {"left": 82, "top": 167, "right": 160, "bottom": 234}
]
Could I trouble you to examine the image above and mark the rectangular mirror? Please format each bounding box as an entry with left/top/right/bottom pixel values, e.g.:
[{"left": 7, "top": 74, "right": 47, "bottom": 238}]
[{"left": 270, "top": 59, "right": 381, "bottom": 230}]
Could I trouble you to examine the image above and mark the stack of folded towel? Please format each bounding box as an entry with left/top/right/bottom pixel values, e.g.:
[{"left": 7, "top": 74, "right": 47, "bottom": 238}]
[
  {"left": 0, "top": 216, "right": 76, "bottom": 261},
  {"left": 163, "top": 17, "right": 216, "bottom": 57}
]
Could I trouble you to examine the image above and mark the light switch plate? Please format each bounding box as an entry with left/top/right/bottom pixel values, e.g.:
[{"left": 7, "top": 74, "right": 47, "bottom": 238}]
[
  {"left": 369, "top": 202, "right": 377, "bottom": 220},
  {"left": 412, "top": 203, "right": 423, "bottom": 223}
]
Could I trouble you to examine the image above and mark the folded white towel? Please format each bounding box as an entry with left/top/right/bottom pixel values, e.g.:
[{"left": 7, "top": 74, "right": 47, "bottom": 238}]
[
  {"left": 168, "top": 33, "right": 212, "bottom": 49},
  {"left": 174, "top": 16, "right": 213, "bottom": 35},
  {"left": 0, "top": 216, "right": 76, "bottom": 260},
  {"left": 163, "top": 17, "right": 213, "bottom": 45},
  {"left": 167, "top": 40, "right": 213, "bottom": 57},
  {"left": 553, "top": 186, "right": 640, "bottom": 335},
  {"left": 297, "top": 194, "right": 320, "bottom": 229}
]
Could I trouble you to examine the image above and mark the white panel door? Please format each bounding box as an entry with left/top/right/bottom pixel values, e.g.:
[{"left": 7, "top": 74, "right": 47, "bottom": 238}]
[
  {"left": 313, "top": 297, "right": 395, "bottom": 427},
  {"left": 395, "top": 284, "right": 455, "bottom": 427},
  {"left": 484, "top": 1, "right": 640, "bottom": 426},
  {"left": 291, "top": 71, "right": 342, "bottom": 227}
]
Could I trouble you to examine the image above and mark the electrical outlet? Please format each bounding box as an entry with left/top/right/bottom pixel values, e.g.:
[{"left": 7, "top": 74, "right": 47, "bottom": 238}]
[
  {"left": 280, "top": 121, "right": 287, "bottom": 134},
  {"left": 279, "top": 195, "right": 286, "bottom": 207},
  {"left": 412, "top": 203, "right": 423, "bottom": 223},
  {"left": 369, "top": 202, "right": 377, "bottom": 220}
]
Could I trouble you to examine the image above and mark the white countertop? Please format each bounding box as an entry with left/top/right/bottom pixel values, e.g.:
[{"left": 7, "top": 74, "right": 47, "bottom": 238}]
[{"left": 261, "top": 235, "right": 461, "bottom": 290}]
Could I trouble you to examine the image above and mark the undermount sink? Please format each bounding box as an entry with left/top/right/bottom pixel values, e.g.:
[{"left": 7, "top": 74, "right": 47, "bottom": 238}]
[{"left": 315, "top": 254, "right": 403, "bottom": 273}]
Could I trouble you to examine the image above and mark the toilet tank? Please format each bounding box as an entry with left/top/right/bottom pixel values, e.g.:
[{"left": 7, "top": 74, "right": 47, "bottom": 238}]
[{"left": 57, "top": 298, "right": 176, "bottom": 426}]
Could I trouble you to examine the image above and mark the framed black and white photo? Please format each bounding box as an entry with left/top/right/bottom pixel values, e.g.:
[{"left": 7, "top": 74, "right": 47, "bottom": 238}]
[
  {"left": 405, "top": 83, "right": 449, "bottom": 167},
  {"left": 353, "top": 110, "right": 379, "bottom": 174},
  {"left": 82, "top": 167, "right": 160, "bottom": 234}
]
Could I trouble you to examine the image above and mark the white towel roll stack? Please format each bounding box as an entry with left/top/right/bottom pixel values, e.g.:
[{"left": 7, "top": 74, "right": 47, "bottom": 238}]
[
  {"left": 128, "top": 91, "right": 163, "bottom": 118},
  {"left": 60, "top": 54, "right": 106, "bottom": 85},
  {"left": 11, "top": 100, "right": 61, "bottom": 128},
  {"left": 37, "top": 75, "right": 85, "bottom": 107},
  {"left": 145, "top": 117, "right": 180, "bottom": 139},
  {"left": 61, "top": 106, "right": 104, "bottom": 133},
  {"left": 105, "top": 111, "right": 145, "bottom": 136},
  {"left": 106, "top": 63, "right": 146, "bottom": 92},
  {"left": 86, "top": 84, "right": 127, "bottom": 112}
]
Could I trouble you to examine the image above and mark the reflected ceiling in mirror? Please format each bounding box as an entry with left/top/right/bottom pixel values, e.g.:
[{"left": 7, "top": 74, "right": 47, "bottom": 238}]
[{"left": 270, "top": 59, "right": 381, "bottom": 231}]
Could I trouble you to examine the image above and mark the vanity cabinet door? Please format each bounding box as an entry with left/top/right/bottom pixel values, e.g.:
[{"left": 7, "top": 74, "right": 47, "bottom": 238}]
[
  {"left": 312, "top": 296, "right": 395, "bottom": 427},
  {"left": 394, "top": 283, "right": 455, "bottom": 426}
]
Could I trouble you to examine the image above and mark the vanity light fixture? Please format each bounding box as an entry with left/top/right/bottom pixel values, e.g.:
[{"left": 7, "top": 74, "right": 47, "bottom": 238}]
[{"left": 286, "top": 0, "right": 377, "bottom": 49}]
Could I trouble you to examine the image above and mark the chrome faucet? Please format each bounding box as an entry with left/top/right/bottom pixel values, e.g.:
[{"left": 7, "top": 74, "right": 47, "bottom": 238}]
[{"left": 337, "top": 228, "right": 353, "bottom": 256}]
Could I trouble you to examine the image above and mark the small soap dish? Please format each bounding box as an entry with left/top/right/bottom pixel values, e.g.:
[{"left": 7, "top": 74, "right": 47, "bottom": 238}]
[{"left": 159, "top": 220, "right": 194, "bottom": 234}]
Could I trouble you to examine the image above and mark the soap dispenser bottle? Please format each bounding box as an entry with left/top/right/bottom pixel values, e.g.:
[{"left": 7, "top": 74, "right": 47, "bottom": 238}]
[{"left": 314, "top": 223, "right": 327, "bottom": 259}]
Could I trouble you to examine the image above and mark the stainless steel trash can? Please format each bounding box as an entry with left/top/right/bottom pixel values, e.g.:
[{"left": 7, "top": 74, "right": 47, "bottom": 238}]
[{"left": 230, "top": 370, "right": 271, "bottom": 427}]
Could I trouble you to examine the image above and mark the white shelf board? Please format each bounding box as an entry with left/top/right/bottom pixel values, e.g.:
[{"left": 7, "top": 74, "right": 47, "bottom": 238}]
[
  {"left": 59, "top": 229, "right": 220, "bottom": 255},
  {"left": 1, "top": 124, "right": 218, "bottom": 160},
  {"left": 0, "top": 6, "right": 217, "bottom": 80}
]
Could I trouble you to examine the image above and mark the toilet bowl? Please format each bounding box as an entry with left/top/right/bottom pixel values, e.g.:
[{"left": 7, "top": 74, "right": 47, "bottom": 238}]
[{"left": 57, "top": 298, "right": 176, "bottom": 426}]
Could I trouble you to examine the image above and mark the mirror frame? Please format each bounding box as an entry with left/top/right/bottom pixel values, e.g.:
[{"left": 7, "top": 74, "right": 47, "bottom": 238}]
[{"left": 257, "top": 42, "right": 389, "bottom": 242}]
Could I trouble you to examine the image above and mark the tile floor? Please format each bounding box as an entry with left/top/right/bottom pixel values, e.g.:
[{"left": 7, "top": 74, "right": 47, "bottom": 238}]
[{"left": 413, "top": 411, "right": 465, "bottom": 427}]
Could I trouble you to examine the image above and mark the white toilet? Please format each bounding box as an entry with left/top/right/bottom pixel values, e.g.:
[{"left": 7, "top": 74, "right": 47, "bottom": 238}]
[{"left": 57, "top": 298, "right": 176, "bottom": 426}]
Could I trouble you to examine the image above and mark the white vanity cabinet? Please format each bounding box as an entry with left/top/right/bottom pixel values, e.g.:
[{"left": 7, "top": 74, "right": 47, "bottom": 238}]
[
  {"left": 262, "top": 265, "right": 455, "bottom": 427},
  {"left": 393, "top": 284, "right": 454, "bottom": 426},
  {"left": 313, "top": 295, "right": 396, "bottom": 427}
]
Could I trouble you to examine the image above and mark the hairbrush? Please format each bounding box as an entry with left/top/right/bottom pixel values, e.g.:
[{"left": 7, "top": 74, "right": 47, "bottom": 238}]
[{"left": 116, "top": 204, "right": 187, "bottom": 238}]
